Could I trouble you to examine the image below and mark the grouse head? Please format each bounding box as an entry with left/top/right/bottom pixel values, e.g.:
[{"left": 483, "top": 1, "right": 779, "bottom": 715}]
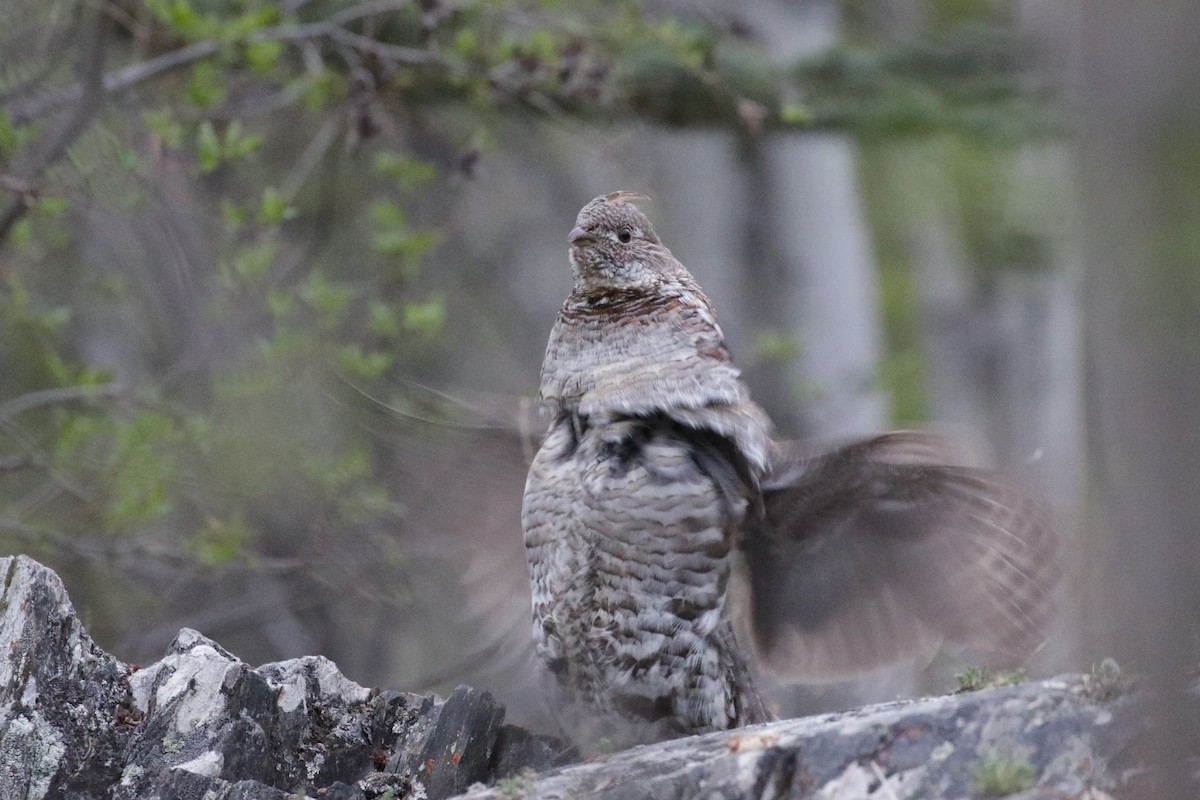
[{"left": 568, "top": 191, "right": 685, "bottom": 291}]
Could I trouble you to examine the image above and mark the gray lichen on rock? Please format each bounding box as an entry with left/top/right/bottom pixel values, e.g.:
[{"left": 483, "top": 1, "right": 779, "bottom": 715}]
[
  {"left": 0, "top": 555, "right": 567, "bottom": 799},
  {"left": 0, "top": 554, "right": 1189, "bottom": 799},
  {"left": 456, "top": 672, "right": 1161, "bottom": 799},
  {"left": 0, "top": 555, "right": 137, "bottom": 798}
]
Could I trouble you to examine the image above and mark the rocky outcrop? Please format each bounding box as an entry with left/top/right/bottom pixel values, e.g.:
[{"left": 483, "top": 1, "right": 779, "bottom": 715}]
[
  {"left": 0, "top": 554, "right": 1185, "bottom": 798},
  {"left": 0, "top": 555, "right": 569, "bottom": 799},
  {"left": 458, "top": 670, "right": 1147, "bottom": 800},
  {"left": 1, "top": 555, "right": 136, "bottom": 797}
]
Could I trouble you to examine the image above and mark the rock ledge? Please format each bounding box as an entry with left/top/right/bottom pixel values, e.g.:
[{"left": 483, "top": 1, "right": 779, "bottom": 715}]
[{"left": 0, "top": 554, "right": 1179, "bottom": 799}]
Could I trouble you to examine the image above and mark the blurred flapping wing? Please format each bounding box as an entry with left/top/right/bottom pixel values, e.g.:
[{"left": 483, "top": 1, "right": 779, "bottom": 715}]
[{"left": 742, "top": 431, "right": 1059, "bottom": 681}]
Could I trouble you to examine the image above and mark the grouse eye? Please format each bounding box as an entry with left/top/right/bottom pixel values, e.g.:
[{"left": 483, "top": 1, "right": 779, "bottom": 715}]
[{"left": 617, "top": 228, "right": 633, "bottom": 244}]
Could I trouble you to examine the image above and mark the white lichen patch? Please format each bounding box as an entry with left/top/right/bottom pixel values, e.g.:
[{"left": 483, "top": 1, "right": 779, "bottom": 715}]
[
  {"left": 162, "top": 731, "right": 185, "bottom": 754},
  {"left": 258, "top": 655, "right": 370, "bottom": 714},
  {"left": 127, "top": 665, "right": 155, "bottom": 714},
  {"left": 273, "top": 672, "right": 308, "bottom": 714},
  {"left": 119, "top": 764, "right": 146, "bottom": 787},
  {"left": 0, "top": 558, "right": 37, "bottom": 690},
  {"left": 175, "top": 749, "right": 224, "bottom": 777},
  {"left": 815, "top": 760, "right": 927, "bottom": 799},
  {"left": 128, "top": 629, "right": 241, "bottom": 733},
  {"left": 305, "top": 748, "right": 327, "bottom": 781},
  {"left": 733, "top": 749, "right": 766, "bottom": 787},
  {"left": 0, "top": 711, "right": 67, "bottom": 798},
  {"left": 927, "top": 740, "right": 956, "bottom": 765},
  {"left": 310, "top": 656, "right": 370, "bottom": 704}
]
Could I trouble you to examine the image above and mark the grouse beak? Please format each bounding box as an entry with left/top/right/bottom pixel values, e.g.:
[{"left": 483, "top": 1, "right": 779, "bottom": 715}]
[{"left": 568, "top": 226, "right": 593, "bottom": 245}]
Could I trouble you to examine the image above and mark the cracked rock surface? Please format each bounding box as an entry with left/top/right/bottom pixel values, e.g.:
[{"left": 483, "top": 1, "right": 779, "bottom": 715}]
[
  {"left": 458, "top": 672, "right": 1151, "bottom": 800},
  {"left": 0, "top": 555, "right": 569, "bottom": 799},
  {"left": 0, "top": 555, "right": 138, "bottom": 798},
  {"left": 0, "top": 553, "right": 1185, "bottom": 799}
]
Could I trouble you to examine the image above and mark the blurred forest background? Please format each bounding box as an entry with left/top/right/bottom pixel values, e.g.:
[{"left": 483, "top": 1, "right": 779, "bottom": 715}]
[{"left": 1, "top": 0, "right": 1196, "bottom": 756}]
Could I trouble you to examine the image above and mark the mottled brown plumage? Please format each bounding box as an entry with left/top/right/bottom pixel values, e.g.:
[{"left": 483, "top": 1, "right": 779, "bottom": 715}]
[{"left": 521, "top": 192, "right": 1058, "bottom": 747}]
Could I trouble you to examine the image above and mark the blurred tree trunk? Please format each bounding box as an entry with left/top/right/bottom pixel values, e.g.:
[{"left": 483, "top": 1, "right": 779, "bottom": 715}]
[
  {"left": 737, "top": 0, "right": 896, "bottom": 716},
  {"left": 737, "top": 0, "right": 888, "bottom": 439},
  {"left": 766, "top": 133, "right": 889, "bottom": 439},
  {"left": 1077, "top": 0, "right": 1200, "bottom": 794}
]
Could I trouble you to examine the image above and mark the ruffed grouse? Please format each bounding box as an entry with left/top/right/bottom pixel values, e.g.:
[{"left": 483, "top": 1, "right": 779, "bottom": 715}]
[{"left": 521, "top": 191, "right": 1058, "bottom": 746}]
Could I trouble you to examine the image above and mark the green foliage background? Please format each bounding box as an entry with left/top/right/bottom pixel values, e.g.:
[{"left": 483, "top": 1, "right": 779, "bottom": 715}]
[{"left": 0, "top": 0, "right": 1051, "bottom": 684}]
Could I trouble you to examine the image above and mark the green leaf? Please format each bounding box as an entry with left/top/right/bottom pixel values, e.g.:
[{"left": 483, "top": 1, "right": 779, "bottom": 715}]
[
  {"left": 244, "top": 39, "right": 283, "bottom": 72},
  {"left": 402, "top": 296, "right": 445, "bottom": 337},
  {"left": 196, "top": 120, "right": 261, "bottom": 173},
  {"left": 525, "top": 28, "right": 559, "bottom": 63},
  {"left": 35, "top": 196, "right": 69, "bottom": 216},
  {"left": 369, "top": 200, "right": 439, "bottom": 266},
  {"left": 266, "top": 287, "right": 293, "bottom": 318},
  {"left": 369, "top": 199, "right": 406, "bottom": 227},
  {"left": 38, "top": 306, "right": 72, "bottom": 330},
  {"left": 186, "top": 61, "right": 226, "bottom": 108},
  {"left": 194, "top": 516, "right": 255, "bottom": 565},
  {"left": 336, "top": 344, "right": 394, "bottom": 379},
  {"left": 0, "top": 111, "right": 21, "bottom": 157},
  {"left": 196, "top": 121, "right": 221, "bottom": 172},
  {"left": 452, "top": 28, "right": 478, "bottom": 57},
  {"left": 257, "top": 187, "right": 297, "bottom": 224},
  {"left": 301, "top": 70, "right": 338, "bottom": 111},
  {"left": 104, "top": 411, "right": 179, "bottom": 529},
  {"left": 372, "top": 153, "right": 437, "bottom": 188},
  {"left": 144, "top": 109, "right": 184, "bottom": 148},
  {"left": 9, "top": 218, "right": 31, "bottom": 244},
  {"left": 223, "top": 6, "right": 278, "bottom": 39},
  {"left": 223, "top": 120, "right": 263, "bottom": 159},
  {"left": 370, "top": 200, "right": 418, "bottom": 257},
  {"left": 307, "top": 447, "right": 369, "bottom": 491},
  {"left": 300, "top": 271, "right": 352, "bottom": 320},
  {"left": 371, "top": 230, "right": 412, "bottom": 257},
  {"left": 230, "top": 239, "right": 277, "bottom": 280},
  {"left": 779, "top": 102, "right": 811, "bottom": 126},
  {"left": 220, "top": 198, "right": 247, "bottom": 225},
  {"left": 43, "top": 351, "right": 74, "bottom": 385},
  {"left": 147, "top": 0, "right": 200, "bottom": 37},
  {"left": 368, "top": 300, "right": 400, "bottom": 336}
]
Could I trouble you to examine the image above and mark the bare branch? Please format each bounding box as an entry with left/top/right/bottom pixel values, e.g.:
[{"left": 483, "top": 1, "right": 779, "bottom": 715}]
[
  {"left": 323, "top": 0, "right": 418, "bottom": 28},
  {"left": 322, "top": 26, "right": 448, "bottom": 66},
  {"left": 0, "top": 417, "right": 93, "bottom": 503},
  {"left": 0, "top": 383, "right": 125, "bottom": 421},
  {"left": 6, "top": 2, "right": 458, "bottom": 126},
  {"left": 280, "top": 115, "right": 341, "bottom": 200},
  {"left": 0, "top": 382, "right": 123, "bottom": 507},
  {"left": 6, "top": 38, "right": 221, "bottom": 125}
]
